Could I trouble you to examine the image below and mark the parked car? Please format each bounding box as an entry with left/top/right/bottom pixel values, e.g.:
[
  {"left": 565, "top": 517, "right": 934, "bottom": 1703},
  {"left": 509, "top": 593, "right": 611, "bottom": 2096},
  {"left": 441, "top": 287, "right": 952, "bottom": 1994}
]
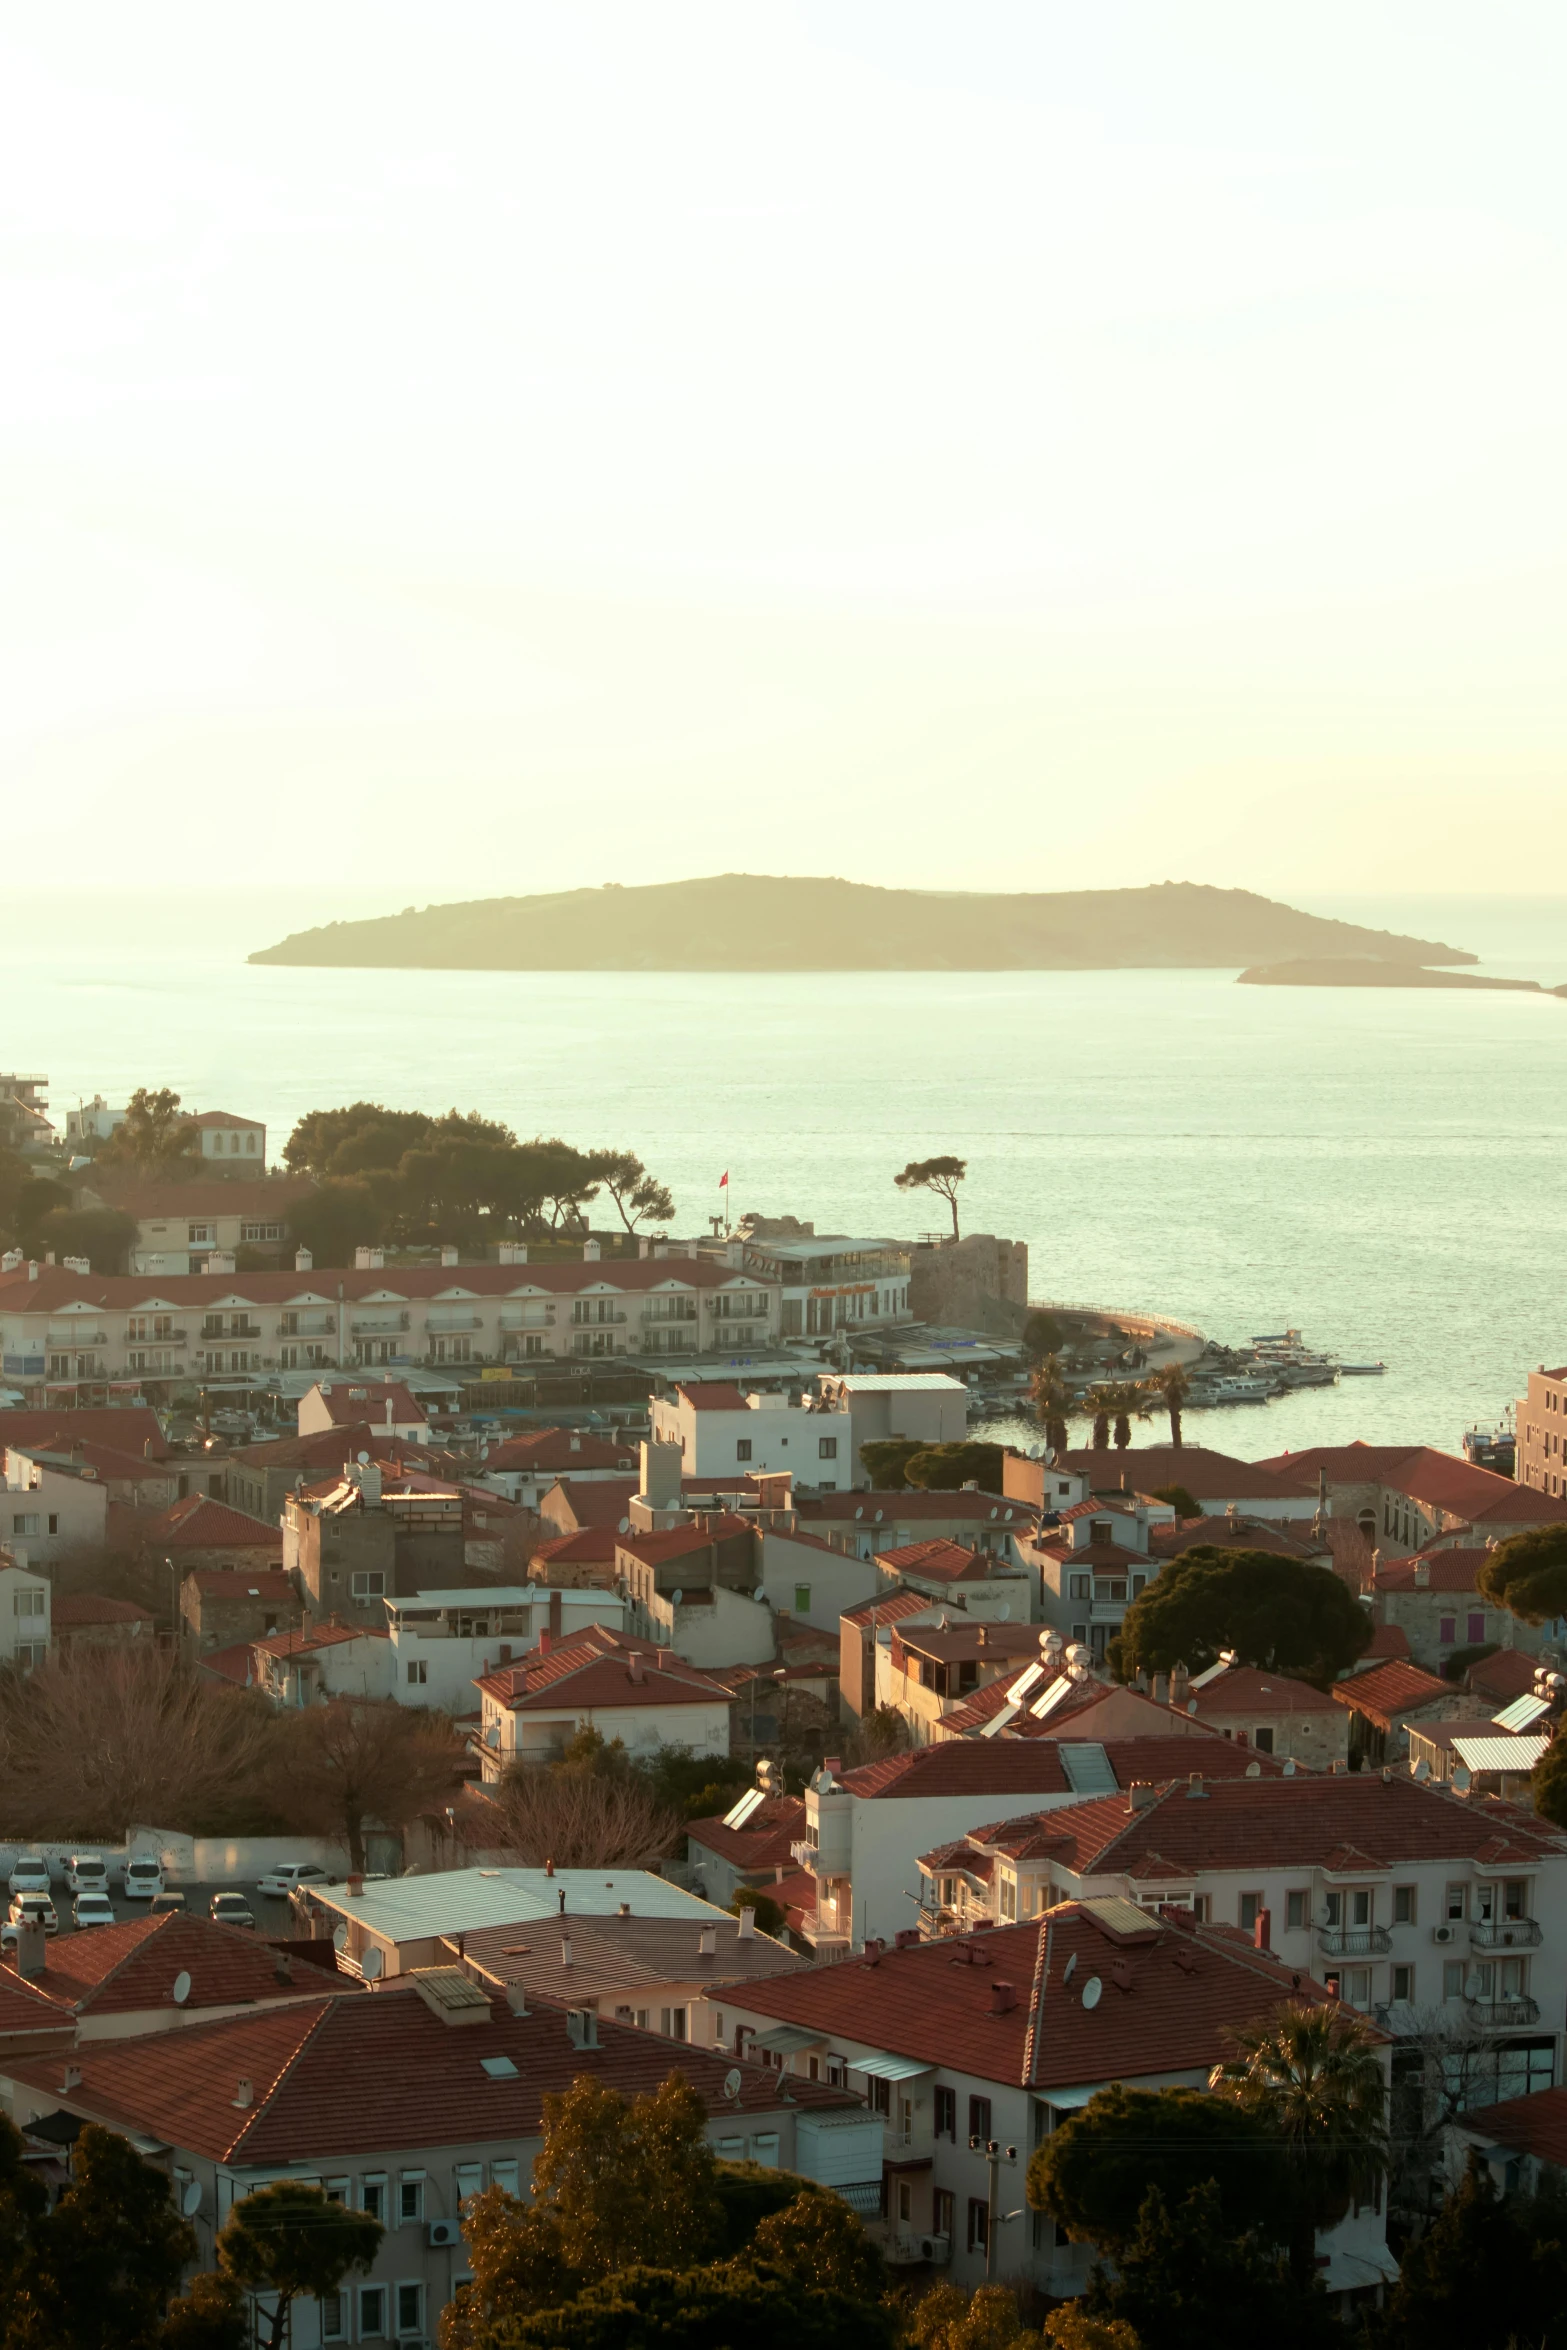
[
  {"left": 257, "top": 1862, "right": 337, "bottom": 1898},
  {"left": 123, "top": 1858, "right": 164, "bottom": 1901},
  {"left": 2, "top": 1894, "right": 58, "bottom": 1944},
  {"left": 72, "top": 1892, "right": 116, "bottom": 1930},
  {"left": 66, "top": 1854, "right": 110, "bottom": 1895},
  {"left": 209, "top": 1892, "right": 257, "bottom": 1931},
  {"left": 148, "top": 1891, "right": 186, "bottom": 1916},
  {"left": 7, "top": 1858, "right": 50, "bottom": 1899}
]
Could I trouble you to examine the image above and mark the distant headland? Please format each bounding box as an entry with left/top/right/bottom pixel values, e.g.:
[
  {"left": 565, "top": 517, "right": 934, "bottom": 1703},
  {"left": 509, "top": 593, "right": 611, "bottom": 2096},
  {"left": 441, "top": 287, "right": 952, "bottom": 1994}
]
[
  {"left": 1238, "top": 958, "right": 1545, "bottom": 993},
  {"left": 250, "top": 876, "right": 1473, "bottom": 974}
]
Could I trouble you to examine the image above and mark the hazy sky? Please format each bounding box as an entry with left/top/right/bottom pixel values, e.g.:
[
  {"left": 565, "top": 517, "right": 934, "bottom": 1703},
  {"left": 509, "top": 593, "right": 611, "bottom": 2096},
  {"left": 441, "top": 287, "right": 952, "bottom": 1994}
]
[{"left": 4, "top": 3, "right": 1564, "bottom": 900}]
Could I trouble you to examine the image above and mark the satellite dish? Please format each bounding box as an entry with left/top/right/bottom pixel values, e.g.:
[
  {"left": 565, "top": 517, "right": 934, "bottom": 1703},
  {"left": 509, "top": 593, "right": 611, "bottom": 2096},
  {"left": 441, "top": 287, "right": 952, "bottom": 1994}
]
[
  {"left": 1081, "top": 1976, "right": 1103, "bottom": 2010},
  {"left": 1062, "top": 1953, "right": 1077, "bottom": 1983},
  {"left": 362, "top": 1947, "right": 384, "bottom": 1980},
  {"left": 671, "top": 1589, "right": 683, "bottom": 1607},
  {"left": 724, "top": 2067, "right": 743, "bottom": 2100},
  {"left": 753, "top": 1586, "right": 765, "bottom": 1602},
  {"left": 357, "top": 1450, "right": 370, "bottom": 1465},
  {"left": 618, "top": 1518, "right": 630, "bottom": 1534},
  {"left": 1245, "top": 1760, "right": 1261, "bottom": 1778},
  {"left": 181, "top": 2180, "right": 202, "bottom": 2217},
  {"left": 332, "top": 1924, "right": 349, "bottom": 1952},
  {"left": 997, "top": 1605, "right": 1010, "bottom": 1622},
  {"left": 172, "top": 1971, "right": 192, "bottom": 2006}
]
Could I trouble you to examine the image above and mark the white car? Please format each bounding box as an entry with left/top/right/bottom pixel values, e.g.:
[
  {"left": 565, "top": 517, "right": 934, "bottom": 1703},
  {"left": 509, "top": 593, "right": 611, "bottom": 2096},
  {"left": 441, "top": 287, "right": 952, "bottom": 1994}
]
[
  {"left": 2, "top": 1893, "right": 58, "bottom": 1944},
  {"left": 209, "top": 1892, "right": 256, "bottom": 1931},
  {"left": 66, "top": 1855, "right": 109, "bottom": 1896},
  {"left": 8, "top": 1857, "right": 50, "bottom": 1899},
  {"left": 72, "top": 1892, "right": 116, "bottom": 1930},
  {"left": 123, "top": 1858, "right": 164, "bottom": 1901},
  {"left": 257, "top": 1862, "right": 337, "bottom": 1899}
]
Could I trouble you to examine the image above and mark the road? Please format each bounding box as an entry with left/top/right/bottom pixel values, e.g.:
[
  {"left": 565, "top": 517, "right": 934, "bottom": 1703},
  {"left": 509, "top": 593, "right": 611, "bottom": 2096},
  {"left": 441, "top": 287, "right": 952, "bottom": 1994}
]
[{"left": 5, "top": 1879, "right": 293, "bottom": 1943}]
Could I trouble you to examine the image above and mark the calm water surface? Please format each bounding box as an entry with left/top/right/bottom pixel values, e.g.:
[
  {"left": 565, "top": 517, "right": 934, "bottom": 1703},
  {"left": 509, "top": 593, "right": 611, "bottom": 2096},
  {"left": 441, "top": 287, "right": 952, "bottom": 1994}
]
[{"left": 7, "top": 892, "right": 1567, "bottom": 1461}]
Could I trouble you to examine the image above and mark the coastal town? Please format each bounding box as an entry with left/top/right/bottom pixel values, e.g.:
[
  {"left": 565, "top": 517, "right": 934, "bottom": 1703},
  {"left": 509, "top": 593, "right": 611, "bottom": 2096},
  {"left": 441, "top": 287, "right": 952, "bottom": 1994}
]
[{"left": 0, "top": 1074, "right": 1561, "bottom": 2344}]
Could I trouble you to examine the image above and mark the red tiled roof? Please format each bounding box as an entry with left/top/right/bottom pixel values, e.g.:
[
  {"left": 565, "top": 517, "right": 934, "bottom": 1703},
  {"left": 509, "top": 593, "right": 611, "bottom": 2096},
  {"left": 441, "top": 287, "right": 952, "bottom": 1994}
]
[
  {"left": 841, "top": 1589, "right": 935, "bottom": 1631},
  {"left": 1364, "top": 1622, "right": 1412, "bottom": 1662},
  {"left": 0, "top": 1912, "right": 356, "bottom": 2019},
  {"left": 481, "top": 1428, "right": 638, "bottom": 1473},
  {"left": 729, "top": 1902, "right": 1344, "bottom": 2090},
  {"left": 51, "top": 1593, "right": 153, "bottom": 1629},
  {"left": 1374, "top": 1550, "right": 1490, "bottom": 1594},
  {"left": 1260, "top": 1443, "right": 1567, "bottom": 1529},
  {"left": 530, "top": 1528, "right": 618, "bottom": 1568},
  {"left": 0, "top": 1259, "right": 764, "bottom": 1315},
  {"left": 799, "top": 1491, "right": 1031, "bottom": 1526},
  {"left": 875, "top": 1540, "right": 1002, "bottom": 1585},
  {"left": 6, "top": 1435, "right": 170, "bottom": 1484},
  {"left": 0, "top": 1969, "right": 76, "bottom": 2043},
  {"left": 676, "top": 1383, "right": 751, "bottom": 1411},
  {"left": 148, "top": 1496, "right": 282, "bottom": 1551},
  {"left": 307, "top": 1382, "right": 428, "bottom": 1428},
  {"left": 542, "top": 1477, "right": 637, "bottom": 1529},
  {"left": 185, "top": 1567, "right": 296, "bottom": 1599},
  {"left": 255, "top": 1622, "right": 389, "bottom": 1659},
  {"left": 1, "top": 1983, "right": 852, "bottom": 2162},
  {"left": 616, "top": 1515, "right": 752, "bottom": 1568},
  {"left": 1057, "top": 1447, "right": 1314, "bottom": 1502},
  {"left": 1332, "top": 1659, "right": 1451, "bottom": 1729},
  {"left": 196, "top": 1640, "right": 258, "bottom": 1686},
  {"left": 0, "top": 1408, "right": 171, "bottom": 1460},
  {"left": 686, "top": 1797, "right": 807, "bottom": 1873},
  {"left": 475, "top": 1625, "right": 731, "bottom": 1712},
  {"left": 1150, "top": 1517, "right": 1322, "bottom": 1563},
  {"left": 80, "top": 1177, "right": 306, "bottom": 1216},
  {"left": 1462, "top": 2086, "right": 1567, "bottom": 2167},
  {"left": 1188, "top": 1665, "right": 1338, "bottom": 1716},
  {"left": 1002, "top": 1772, "right": 1564, "bottom": 1880},
  {"left": 831, "top": 1739, "right": 1278, "bottom": 1801},
  {"left": 185, "top": 1111, "right": 264, "bottom": 1131},
  {"left": 1467, "top": 1649, "right": 1542, "bottom": 1703},
  {"left": 229, "top": 1424, "right": 381, "bottom": 1471}
]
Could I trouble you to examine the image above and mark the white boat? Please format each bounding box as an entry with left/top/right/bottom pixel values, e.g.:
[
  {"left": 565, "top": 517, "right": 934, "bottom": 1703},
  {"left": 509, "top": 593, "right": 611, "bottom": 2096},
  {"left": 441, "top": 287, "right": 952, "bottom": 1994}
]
[
  {"left": 1210, "top": 1375, "right": 1273, "bottom": 1404},
  {"left": 1338, "top": 1361, "right": 1386, "bottom": 1377}
]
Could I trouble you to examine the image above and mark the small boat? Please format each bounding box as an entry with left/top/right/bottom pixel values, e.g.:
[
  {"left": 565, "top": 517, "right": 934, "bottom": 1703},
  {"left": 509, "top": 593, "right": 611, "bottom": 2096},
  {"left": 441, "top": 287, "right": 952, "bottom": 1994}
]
[
  {"left": 1338, "top": 1362, "right": 1386, "bottom": 1377},
  {"left": 1210, "top": 1375, "right": 1273, "bottom": 1404}
]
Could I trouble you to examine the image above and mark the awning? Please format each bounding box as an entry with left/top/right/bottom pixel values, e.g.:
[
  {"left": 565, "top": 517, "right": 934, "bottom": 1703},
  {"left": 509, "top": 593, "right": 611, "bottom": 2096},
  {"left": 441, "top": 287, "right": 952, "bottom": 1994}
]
[
  {"left": 23, "top": 2111, "right": 84, "bottom": 2146},
  {"left": 853, "top": 2053, "right": 935, "bottom": 2083},
  {"left": 751, "top": 2025, "right": 826, "bottom": 2056},
  {"left": 1041, "top": 2081, "right": 1111, "bottom": 2111}
]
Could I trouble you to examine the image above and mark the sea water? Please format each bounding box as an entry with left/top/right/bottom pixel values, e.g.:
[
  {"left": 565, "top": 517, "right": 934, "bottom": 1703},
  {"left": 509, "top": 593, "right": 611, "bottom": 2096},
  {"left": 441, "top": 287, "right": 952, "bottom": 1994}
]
[{"left": 7, "top": 891, "right": 1567, "bottom": 1462}]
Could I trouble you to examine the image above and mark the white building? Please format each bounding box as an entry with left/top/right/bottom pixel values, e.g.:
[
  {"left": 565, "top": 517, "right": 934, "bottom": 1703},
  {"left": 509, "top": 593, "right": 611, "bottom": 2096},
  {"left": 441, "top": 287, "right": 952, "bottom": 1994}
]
[
  {"left": 473, "top": 1625, "right": 733, "bottom": 1775},
  {"left": 813, "top": 1372, "right": 969, "bottom": 1485},
  {"left": 386, "top": 1585, "right": 626, "bottom": 1711},
  {"left": 3, "top": 1447, "right": 109, "bottom": 1566},
  {"left": 0, "top": 1558, "right": 51, "bottom": 1670},
  {"left": 649, "top": 1381, "right": 851, "bottom": 1486},
  {"left": 186, "top": 1110, "right": 267, "bottom": 1165},
  {"left": 302, "top": 1864, "right": 737, "bottom": 1979},
  {"left": 739, "top": 1236, "right": 912, "bottom": 1341}
]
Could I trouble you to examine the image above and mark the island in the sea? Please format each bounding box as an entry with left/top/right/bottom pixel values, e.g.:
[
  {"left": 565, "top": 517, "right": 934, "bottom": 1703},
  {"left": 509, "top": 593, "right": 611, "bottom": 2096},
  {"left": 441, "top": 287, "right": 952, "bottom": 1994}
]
[
  {"left": 1238, "top": 958, "right": 1546, "bottom": 994},
  {"left": 250, "top": 875, "right": 1473, "bottom": 974}
]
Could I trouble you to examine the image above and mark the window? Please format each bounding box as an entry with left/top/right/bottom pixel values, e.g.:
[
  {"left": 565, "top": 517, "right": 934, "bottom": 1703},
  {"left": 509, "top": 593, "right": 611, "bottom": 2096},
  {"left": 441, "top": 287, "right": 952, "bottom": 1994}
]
[
  {"left": 968, "top": 2095, "right": 992, "bottom": 2144},
  {"left": 1000, "top": 1877, "right": 1017, "bottom": 1922},
  {"left": 750, "top": 2133, "right": 780, "bottom": 2166},
  {"left": 934, "top": 2189, "right": 955, "bottom": 2239},
  {"left": 1439, "top": 1616, "right": 1457, "bottom": 1645},
  {"left": 736, "top": 1439, "right": 752, "bottom": 1462},
  {"left": 1446, "top": 1881, "right": 1467, "bottom": 1921},
  {"left": 967, "top": 2198, "right": 989, "bottom": 2254},
  {"left": 1392, "top": 1964, "right": 1415, "bottom": 2002},
  {"left": 1504, "top": 1879, "right": 1529, "bottom": 1920},
  {"left": 188, "top": 1224, "right": 212, "bottom": 1245},
  {"left": 454, "top": 2163, "right": 484, "bottom": 2204},
  {"left": 934, "top": 2086, "right": 957, "bottom": 2139},
  {"left": 1253, "top": 1725, "right": 1275, "bottom": 1755},
  {"left": 660, "top": 2006, "right": 688, "bottom": 2040},
  {"left": 819, "top": 1437, "right": 837, "bottom": 1460},
  {"left": 11, "top": 1517, "right": 39, "bottom": 1540},
  {"left": 398, "top": 2175, "right": 424, "bottom": 2224},
  {"left": 1468, "top": 1612, "right": 1486, "bottom": 1644},
  {"left": 1189, "top": 1894, "right": 1210, "bottom": 1924},
  {"left": 1324, "top": 1890, "right": 1342, "bottom": 1927},
  {"left": 1285, "top": 1890, "right": 1308, "bottom": 1931},
  {"left": 1443, "top": 1960, "right": 1465, "bottom": 2001},
  {"left": 1394, "top": 1885, "right": 1417, "bottom": 1925},
  {"left": 406, "top": 1660, "right": 428, "bottom": 1686},
  {"left": 359, "top": 2287, "right": 387, "bottom": 2338},
  {"left": 1346, "top": 1968, "right": 1372, "bottom": 2009},
  {"left": 789, "top": 1584, "right": 812, "bottom": 1615},
  {"left": 13, "top": 1587, "right": 44, "bottom": 1615},
  {"left": 46, "top": 1515, "right": 58, "bottom": 1536},
  {"left": 325, "top": 2177, "right": 350, "bottom": 2205},
  {"left": 1239, "top": 1892, "right": 1263, "bottom": 1931},
  {"left": 868, "top": 2077, "right": 891, "bottom": 2116},
  {"left": 320, "top": 2292, "right": 345, "bottom": 2340},
  {"left": 396, "top": 2283, "right": 423, "bottom": 2338},
  {"left": 361, "top": 2176, "right": 387, "bottom": 2222},
  {"left": 351, "top": 1571, "right": 387, "bottom": 1600},
  {"left": 1350, "top": 1888, "right": 1372, "bottom": 1928},
  {"left": 1068, "top": 1574, "right": 1090, "bottom": 1601}
]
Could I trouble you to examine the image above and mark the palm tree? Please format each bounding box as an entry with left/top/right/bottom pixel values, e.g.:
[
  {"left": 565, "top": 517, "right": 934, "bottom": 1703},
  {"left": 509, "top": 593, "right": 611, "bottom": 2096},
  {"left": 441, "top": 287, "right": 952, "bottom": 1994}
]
[
  {"left": 1029, "top": 1355, "right": 1071, "bottom": 1457},
  {"left": 1213, "top": 2001, "right": 1388, "bottom": 2288},
  {"left": 1108, "top": 1380, "right": 1154, "bottom": 1450},
  {"left": 1085, "top": 1383, "right": 1118, "bottom": 1452},
  {"left": 1155, "top": 1361, "right": 1191, "bottom": 1448}
]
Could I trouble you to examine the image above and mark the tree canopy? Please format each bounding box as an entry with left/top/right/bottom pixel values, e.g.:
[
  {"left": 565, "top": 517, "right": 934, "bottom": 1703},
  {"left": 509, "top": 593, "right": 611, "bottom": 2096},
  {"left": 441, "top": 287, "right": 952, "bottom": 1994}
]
[
  {"left": 1114, "top": 1547, "right": 1371, "bottom": 1686},
  {"left": 858, "top": 1439, "right": 1003, "bottom": 1492},
  {"left": 1078, "top": 2180, "right": 1334, "bottom": 2350},
  {"left": 1026, "top": 2084, "right": 1290, "bottom": 2256},
  {"left": 7, "top": 2122, "right": 196, "bottom": 2350},
  {"left": 1213, "top": 2001, "right": 1387, "bottom": 2287},
  {"left": 1375, "top": 2154, "right": 1567, "bottom": 2350},
  {"left": 217, "top": 2182, "right": 382, "bottom": 2350},
  {"left": 1477, "top": 1525, "right": 1567, "bottom": 1625},
  {"left": 94, "top": 1089, "right": 204, "bottom": 1180},
  {"left": 276, "top": 1698, "right": 466, "bottom": 1872},
  {"left": 893, "top": 1154, "right": 967, "bottom": 1239}
]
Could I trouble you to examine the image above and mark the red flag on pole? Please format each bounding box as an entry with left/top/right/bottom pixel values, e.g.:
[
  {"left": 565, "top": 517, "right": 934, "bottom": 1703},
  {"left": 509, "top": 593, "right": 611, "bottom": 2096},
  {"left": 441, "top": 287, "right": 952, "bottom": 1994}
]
[{"left": 718, "top": 1171, "right": 729, "bottom": 1187}]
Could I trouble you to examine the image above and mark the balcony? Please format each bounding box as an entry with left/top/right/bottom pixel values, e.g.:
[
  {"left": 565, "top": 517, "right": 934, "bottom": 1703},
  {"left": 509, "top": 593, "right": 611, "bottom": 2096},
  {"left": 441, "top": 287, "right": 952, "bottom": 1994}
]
[
  {"left": 424, "top": 1314, "right": 481, "bottom": 1332},
  {"left": 571, "top": 1310, "right": 628, "bottom": 1327},
  {"left": 351, "top": 1315, "right": 410, "bottom": 1334},
  {"left": 202, "top": 1322, "right": 261, "bottom": 1341},
  {"left": 47, "top": 1332, "right": 108, "bottom": 1348},
  {"left": 1467, "top": 1995, "right": 1541, "bottom": 2027},
  {"left": 1470, "top": 1918, "right": 1542, "bottom": 1949},
  {"left": 791, "top": 1840, "right": 821, "bottom": 1874},
  {"left": 1318, "top": 1926, "right": 1392, "bottom": 1957},
  {"left": 126, "top": 1328, "right": 186, "bottom": 1345}
]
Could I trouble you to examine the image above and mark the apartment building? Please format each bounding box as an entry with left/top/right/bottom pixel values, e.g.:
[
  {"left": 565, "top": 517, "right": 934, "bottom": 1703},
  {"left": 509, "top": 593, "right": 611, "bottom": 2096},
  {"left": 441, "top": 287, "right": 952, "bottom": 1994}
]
[
  {"left": 75, "top": 1178, "right": 310, "bottom": 1276},
  {"left": 738, "top": 1235, "right": 911, "bottom": 1339},
  {"left": 186, "top": 1110, "right": 267, "bottom": 1165},
  {"left": 1516, "top": 1365, "right": 1567, "bottom": 1495},
  {"left": 0, "top": 1255, "right": 784, "bottom": 1404},
  {"left": 874, "top": 1621, "right": 1045, "bottom": 1744},
  {"left": 649, "top": 1381, "right": 851, "bottom": 1483},
  {"left": 1026, "top": 1494, "right": 1176, "bottom": 1663},
  {"left": 0, "top": 1977, "right": 864, "bottom": 2350},
  {"left": 2, "top": 1445, "right": 109, "bottom": 1566},
  {"left": 1371, "top": 1546, "right": 1549, "bottom": 1672},
  {"left": 473, "top": 1625, "right": 734, "bottom": 1773},
  {"left": 704, "top": 1901, "right": 1394, "bottom": 2308},
  {"left": 1259, "top": 1440, "right": 1567, "bottom": 1560},
  {"left": 957, "top": 1771, "right": 1567, "bottom": 2112},
  {"left": 0, "top": 1560, "right": 51, "bottom": 1669},
  {"left": 813, "top": 1372, "right": 970, "bottom": 1486}
]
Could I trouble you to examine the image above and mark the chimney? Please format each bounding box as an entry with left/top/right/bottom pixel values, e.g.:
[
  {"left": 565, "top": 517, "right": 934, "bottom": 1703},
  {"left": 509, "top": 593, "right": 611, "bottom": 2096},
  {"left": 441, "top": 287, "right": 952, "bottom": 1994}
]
[
  {"left": 990, "top": 1980, "right": 1017, "bottom": 2013},
  {"left": 1186, "top": 1772, "right": 1207, "bottom": 1798},
  {"left": 294, "top": 1246, "right": 313, "bottom": 1272},
  {"left": 14, "top": 1920, "right": 45, "bottom": 1980},
  {"left": 354, "top": 1246, "right": 384, "bottom": 1271},
  {"left": 737, "top": 1905, "right": 756, "bottom": 1941},
  {"left": 1413, "top": 1559, "right": 1430, "bottom": 1588},
  {"left": 549, "top": 1590, "right": 563, "bottom": 1639},
  {"left": 1170, "top": 1663, "right": 1190, "bottom": 1708},
  {"left": 497, "top": 1241, "right": 528, "bottom": 1265},
  {"left": 544, "top": 1858, "right": 554, "bottom": 1876},
  {"left": 569, "top": 1434, "right": 581, "bottom": 1451},
  {"left": 566, "top": 2007, "right": 599, "bottom": 2049},
  {"left": 27, "top": 1260, "right": 38, "bottom": 1281},
  {"left": 538, "top": 1629, "right": 552, "bottom": 1655},
  {"left": 440, "top": 1243, "right": 459, "bottom": 1267},
  {"left": 1252, "top": 1908, "right": 1272, "bottom": 1952},
  {"left": 347, "top": 1873, "right": 364, "bottom": 1896},
  {"left": 628, "top": 1650, "right": 643, "bottom": 1683},
  {"left": 232, "top": 2079, "right": 254, "bottom": 2109},
  {"left": 561, "top": 1934, "right": 573, "bottom": 1968},
  {"left": 618, "top": 1902, "right": 631, "bottom": 1917},
  {"left": 506, "top": 1983, "right": 529, "bottom": 2016},
  {"left": 640, "top": 1439, "right": 684, "bottom": 1512},
  {"left": 698, "top": 1924, "right": 717, "bottom": 1958},
  {"left": 1127, "top": 1782, "right": 1157, "bottom": 1813},
  {"left": 656, "top": 1648, "right": 668, "bottom": 1671}
]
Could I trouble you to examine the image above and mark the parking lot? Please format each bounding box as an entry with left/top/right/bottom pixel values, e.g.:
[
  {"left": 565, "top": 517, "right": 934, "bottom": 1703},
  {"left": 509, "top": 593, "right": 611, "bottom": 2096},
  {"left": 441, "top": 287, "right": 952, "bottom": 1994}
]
[{"left": 5, "top": 1877, "right": 300, "bottom": 1942}]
